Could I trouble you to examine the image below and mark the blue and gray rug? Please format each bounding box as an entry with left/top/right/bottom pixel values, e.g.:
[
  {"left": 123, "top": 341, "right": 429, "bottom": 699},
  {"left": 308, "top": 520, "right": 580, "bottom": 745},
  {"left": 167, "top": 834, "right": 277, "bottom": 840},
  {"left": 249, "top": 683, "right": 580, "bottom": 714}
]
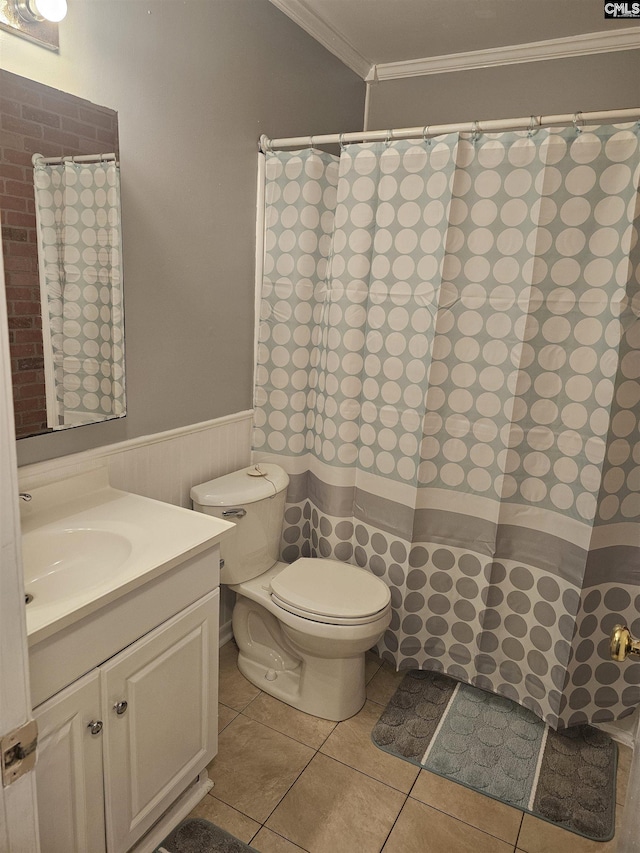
[{"left": 372, "top": 670, "right": 617, "bottom": 841}]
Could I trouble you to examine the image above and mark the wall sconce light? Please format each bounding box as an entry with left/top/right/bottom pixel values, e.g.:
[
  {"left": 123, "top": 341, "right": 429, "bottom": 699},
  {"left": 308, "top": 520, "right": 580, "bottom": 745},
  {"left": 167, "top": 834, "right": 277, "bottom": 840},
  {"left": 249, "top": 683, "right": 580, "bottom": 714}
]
[{"left": 0, "top": 0, "right": 66, "bottom": 50}]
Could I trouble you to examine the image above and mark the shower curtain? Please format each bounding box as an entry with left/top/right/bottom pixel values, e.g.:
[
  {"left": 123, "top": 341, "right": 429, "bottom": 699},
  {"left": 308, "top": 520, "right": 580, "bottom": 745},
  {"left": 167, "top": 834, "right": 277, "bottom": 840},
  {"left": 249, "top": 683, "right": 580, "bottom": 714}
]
[
  {"left": 33, "top": 158, "right": 125, "bottom": 428},
  {"left": 253, "top": 123, "right": 640, "bottom": 729}
]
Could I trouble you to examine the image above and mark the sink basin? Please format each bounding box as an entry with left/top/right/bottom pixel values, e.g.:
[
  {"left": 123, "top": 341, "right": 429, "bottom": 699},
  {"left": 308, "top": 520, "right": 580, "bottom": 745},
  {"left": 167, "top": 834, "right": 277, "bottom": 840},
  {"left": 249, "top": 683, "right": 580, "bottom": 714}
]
[
  {"left": 23, "top": 528, "right": 134, "bottom": 605},
  {"left": 20, "top": 468, "right": 235, "bottom": 644}
]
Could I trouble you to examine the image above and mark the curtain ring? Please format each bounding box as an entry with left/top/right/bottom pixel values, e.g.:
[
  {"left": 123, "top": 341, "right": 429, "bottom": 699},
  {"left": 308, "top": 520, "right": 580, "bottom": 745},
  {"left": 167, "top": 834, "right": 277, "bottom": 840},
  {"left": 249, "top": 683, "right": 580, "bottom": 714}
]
[
  {"left": 385, "top": 129, "right": 392, "bottom": 147},
  {"left": 471, "top": 120, "right": 480, "bottom": 142},
  {"left": 527, "top": 116, "right": 537, "bottom": 138},
  {"left": 573, "top": 111, "right": 583, "bottom": 134},
  {"left": 422, "top": 125, "right": 431, "bottom": 145},
  {"left": 309, "top": 136, "right": 315, "bottom": 149}
]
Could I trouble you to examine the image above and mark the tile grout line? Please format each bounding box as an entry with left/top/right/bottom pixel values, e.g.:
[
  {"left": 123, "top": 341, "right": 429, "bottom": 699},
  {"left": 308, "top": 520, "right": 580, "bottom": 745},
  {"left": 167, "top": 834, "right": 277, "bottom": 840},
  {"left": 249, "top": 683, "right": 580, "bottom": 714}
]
[
  {"left": 251, "top": 825, "right": 310, "bottom": 852},
  {"left": 246, "top": 716, "right": 335, "bottom": 751},
  {"left": 219, "top": 657, "right": 533, "bottom": 851},
  {"left": 405, "top": 771, "right": 523, "bottom": 848},
  {"left": 317, "top": 743, "right": 419, "bottom": 796},
  {"left": 379, "top": 741, "right": 527, "bottom": 849},
  {"left": 213, "top": 677, "right": 316, "bottom": 839},
  {"left": 239, "top": 704, "right": 338, "bottom": 752},
  {"left": 233, "top": 706, "right": 413, "bottom": 850},
  {"left": 216, "top": 655, "right": 625, "bottom": 853},
  {"left": 218, "top": 652, "right": 322, "bottom": 847},
  {"left": 218, "top": 664, "right": 430, "bottom": 845},
  {"left": 246, "top": 716, "right": 319, "bottom": 846},
  {"left": 514, "top": 811, "right": 525, "bottom": 852},
  {"left": 378, "top": 790, "right": 410, "bottom": 852},
  {"left": 205, "top": 747, "right": 314, "bottom": 853}
]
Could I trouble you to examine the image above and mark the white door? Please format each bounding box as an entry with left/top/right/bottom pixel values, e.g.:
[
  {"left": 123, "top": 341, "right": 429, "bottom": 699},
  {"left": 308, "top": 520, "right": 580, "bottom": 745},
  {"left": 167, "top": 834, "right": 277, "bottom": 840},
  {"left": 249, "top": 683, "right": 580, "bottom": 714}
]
[
  {"left": 34, "top": 671, "right": 105, "bottom": 853},
  {"left": 101, "top": 590, "right": 219, "bottom": 853},
  {"left": 0, "top": 228, "right": 40, "bottom": 850}
]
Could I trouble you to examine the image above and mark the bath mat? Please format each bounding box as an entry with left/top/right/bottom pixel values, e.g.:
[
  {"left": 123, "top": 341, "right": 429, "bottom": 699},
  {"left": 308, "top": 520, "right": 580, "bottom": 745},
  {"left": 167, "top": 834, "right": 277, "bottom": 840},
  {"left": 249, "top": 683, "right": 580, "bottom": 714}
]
[
  {"left": 156, "top": 818, "right": 258, "bottom": 853},
  {"left": 371, "top": 671, "right": 617, "bottom": 842}
]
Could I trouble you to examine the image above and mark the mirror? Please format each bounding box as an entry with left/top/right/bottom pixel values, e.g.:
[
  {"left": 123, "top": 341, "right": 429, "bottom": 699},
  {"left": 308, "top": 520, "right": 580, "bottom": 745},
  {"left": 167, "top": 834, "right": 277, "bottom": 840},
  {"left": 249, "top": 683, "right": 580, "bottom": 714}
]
[{"left": 1, "top": 69, "right": 125, "bottom": 439}]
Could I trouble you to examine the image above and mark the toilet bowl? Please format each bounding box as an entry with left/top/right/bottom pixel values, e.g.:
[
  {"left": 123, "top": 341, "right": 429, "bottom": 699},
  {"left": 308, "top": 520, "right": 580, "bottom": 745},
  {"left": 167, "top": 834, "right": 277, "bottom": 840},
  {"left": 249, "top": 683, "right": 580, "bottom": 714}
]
[{"left": 191, "top": 464, "right": 391, "bottom": 721}]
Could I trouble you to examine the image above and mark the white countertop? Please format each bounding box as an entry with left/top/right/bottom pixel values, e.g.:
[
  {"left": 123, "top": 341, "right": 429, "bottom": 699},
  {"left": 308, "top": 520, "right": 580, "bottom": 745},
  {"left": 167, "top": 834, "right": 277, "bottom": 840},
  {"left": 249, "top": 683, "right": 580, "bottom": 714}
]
[{"left": 21, "top": 468, "right": 235, "bottom": 644}]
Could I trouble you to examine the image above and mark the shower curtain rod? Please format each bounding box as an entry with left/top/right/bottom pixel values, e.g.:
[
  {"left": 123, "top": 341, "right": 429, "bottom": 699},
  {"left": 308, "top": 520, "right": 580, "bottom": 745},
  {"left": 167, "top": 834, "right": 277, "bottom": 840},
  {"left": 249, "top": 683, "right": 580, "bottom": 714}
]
[
  {"left": 259, "top": 107, "right": 640, "bottom": 151},
  {"left": 32, "top": 152, "right": 117, "bottom": 166}
]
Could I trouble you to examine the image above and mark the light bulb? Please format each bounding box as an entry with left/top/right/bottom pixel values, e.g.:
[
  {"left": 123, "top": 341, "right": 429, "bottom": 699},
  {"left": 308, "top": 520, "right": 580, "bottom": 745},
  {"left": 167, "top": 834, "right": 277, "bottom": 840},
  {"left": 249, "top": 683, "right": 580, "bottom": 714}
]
[
  {"left": 32, "top": 0, "right": 67, "bottom": 22},
  {"left": 14, "top": 0, "right": 67, "bottom": 23}
]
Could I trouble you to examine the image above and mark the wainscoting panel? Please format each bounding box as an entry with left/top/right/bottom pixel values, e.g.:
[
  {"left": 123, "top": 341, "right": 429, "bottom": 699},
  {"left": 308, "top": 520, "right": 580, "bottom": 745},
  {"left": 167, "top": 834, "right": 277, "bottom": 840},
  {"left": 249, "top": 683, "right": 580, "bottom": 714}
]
[{"left": 106, "top": 416, "right": 251, "bottom": 508}]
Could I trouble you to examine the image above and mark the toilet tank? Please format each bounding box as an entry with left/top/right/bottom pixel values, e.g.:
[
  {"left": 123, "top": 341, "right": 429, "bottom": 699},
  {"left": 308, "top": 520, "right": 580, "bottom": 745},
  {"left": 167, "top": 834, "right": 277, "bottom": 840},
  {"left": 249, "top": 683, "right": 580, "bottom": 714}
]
[{"left": 190, "top": 463, "right": 289, "bottom": 585}]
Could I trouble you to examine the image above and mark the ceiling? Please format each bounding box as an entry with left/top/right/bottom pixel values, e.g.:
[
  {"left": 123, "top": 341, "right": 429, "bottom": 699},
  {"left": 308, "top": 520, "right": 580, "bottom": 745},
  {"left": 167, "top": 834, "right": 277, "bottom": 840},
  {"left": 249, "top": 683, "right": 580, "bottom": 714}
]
[{"left": 269, "top": 0, "right": 640, "bottom": 80}]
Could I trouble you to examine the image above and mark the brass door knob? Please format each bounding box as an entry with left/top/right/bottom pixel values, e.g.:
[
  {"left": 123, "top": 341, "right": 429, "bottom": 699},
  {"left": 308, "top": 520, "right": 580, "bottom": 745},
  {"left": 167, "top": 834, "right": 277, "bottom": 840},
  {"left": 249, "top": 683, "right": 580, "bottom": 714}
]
[{"left": 610, "top": 625, "right": 640, "bottom": 661}]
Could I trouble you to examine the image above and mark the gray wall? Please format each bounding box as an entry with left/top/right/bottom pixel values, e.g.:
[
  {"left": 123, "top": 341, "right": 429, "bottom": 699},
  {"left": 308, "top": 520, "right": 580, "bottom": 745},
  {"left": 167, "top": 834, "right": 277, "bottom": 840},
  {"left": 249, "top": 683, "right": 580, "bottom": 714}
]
[
  {"left": 6, "top": 8, "right": 638, "bottom": 465},
  {"left": 367, "top": 50, "right": 640, "bottom": 129},
  {"left": 1, "top": 0, "right": 364, "bottom": 465}
]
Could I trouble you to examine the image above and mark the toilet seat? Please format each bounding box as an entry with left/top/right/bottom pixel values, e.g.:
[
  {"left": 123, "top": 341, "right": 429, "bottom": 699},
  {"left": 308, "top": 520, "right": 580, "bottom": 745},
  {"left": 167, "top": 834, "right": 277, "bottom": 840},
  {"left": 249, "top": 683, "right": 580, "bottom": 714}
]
[
  {"left": 269, "top": 557, "right": 391, "bottom": 625},
  {"left": 270, "top": 594, "right": 389, "bottom": 625}
]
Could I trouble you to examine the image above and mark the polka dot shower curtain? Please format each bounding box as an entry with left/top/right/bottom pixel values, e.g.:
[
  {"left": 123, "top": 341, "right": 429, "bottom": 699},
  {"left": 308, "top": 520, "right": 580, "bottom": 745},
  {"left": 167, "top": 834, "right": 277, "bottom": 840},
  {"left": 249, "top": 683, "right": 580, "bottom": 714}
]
[
  {"left": 33, "top": 158, "right": 125, "bottom": 428},
  {"left": 253, "top": 124, "right": 640, "bottom": 729}
]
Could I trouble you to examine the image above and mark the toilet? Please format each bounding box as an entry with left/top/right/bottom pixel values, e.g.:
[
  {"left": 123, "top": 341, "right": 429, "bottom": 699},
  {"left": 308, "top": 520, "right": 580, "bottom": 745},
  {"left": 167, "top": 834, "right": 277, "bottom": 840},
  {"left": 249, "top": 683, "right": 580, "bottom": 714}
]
[{"left": 191, "top": 463, "right": 391, "bottom": 721}]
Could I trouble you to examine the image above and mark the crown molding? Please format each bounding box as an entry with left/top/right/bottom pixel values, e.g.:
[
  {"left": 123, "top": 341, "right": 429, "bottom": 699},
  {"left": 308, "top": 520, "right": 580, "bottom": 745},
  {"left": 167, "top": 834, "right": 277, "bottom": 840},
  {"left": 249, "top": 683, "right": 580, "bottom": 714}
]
[
  {"left": 373, "top": 26, "right": 640, "bottom": 80},
  {"left": 268, "top": 0, "right": 372, "bottom": 80},
  {"left": 269, "top": 1, "right": 640, "bottom": 83}
]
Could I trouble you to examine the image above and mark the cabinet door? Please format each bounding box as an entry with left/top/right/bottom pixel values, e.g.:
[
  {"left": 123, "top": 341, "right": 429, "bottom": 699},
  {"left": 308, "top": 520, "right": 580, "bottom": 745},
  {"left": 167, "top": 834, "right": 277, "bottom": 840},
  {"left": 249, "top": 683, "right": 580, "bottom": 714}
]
[
  {"left": 33, "top": 670, "right": 106, "bottom": 853},
  {"left": 101, "top": 590, "right": 219, "bottom": 853}
]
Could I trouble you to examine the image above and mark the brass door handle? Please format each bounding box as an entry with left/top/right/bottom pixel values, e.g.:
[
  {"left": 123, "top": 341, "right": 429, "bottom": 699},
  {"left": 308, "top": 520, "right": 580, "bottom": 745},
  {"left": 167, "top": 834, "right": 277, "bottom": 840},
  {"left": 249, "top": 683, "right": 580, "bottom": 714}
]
[{"left": 610, "top": 625, "right": 640, "bottom": 661}]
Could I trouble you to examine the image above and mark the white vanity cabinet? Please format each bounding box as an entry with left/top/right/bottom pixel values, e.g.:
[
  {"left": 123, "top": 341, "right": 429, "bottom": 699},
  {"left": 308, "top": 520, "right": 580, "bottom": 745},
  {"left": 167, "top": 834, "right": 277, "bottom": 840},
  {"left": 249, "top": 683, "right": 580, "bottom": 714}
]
[
  {"left": 33, "top": 589, "right": 219, "bottom": 853},
  {"left": 33, "top": 670, "right": 105, "bottom": 853},
  {"left": 102, "top": 590, "right": 218, "bottom": 852},
  {"left": 23, "top": 471, "right": 233, "bottom": 853}
]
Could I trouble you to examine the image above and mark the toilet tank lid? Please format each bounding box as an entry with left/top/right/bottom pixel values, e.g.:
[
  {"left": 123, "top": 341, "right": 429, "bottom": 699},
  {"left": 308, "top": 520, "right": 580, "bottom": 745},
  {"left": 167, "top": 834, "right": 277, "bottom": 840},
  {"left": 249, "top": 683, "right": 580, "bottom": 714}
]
[{"left": 190, "top": 463, "right": 289, "bottom": 506}]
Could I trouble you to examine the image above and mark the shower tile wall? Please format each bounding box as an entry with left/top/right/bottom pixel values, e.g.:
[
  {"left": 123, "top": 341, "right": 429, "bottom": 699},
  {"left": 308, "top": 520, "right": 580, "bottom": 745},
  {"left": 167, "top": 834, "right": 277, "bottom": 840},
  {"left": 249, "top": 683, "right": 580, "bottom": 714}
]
[{"left": 18, "top": 411, "right": 253, "bottom": 628}]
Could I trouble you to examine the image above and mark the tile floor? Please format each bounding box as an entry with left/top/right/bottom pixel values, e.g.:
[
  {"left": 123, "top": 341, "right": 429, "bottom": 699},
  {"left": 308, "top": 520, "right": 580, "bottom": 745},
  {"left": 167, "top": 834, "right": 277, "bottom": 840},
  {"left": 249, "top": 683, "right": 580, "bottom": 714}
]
[{"left": 188, "top": 642, "right": 631, "bottom": 853}]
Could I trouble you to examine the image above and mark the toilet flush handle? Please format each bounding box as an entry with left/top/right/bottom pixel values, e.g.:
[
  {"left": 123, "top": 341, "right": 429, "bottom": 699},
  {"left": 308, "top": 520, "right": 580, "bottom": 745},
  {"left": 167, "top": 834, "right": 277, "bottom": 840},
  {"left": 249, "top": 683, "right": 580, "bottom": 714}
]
[{"left": 222, "top": 508, "right": 247, "bottom": 519}]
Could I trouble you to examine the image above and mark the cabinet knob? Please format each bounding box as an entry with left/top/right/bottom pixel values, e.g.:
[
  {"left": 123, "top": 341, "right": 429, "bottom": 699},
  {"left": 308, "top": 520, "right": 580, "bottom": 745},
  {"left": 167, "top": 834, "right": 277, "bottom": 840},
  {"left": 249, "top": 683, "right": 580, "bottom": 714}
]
[
  {"left": 87, "top": 720, "right": 103, "bottom": 735},
  {"left": 114, "top": 700, "right": 128, "bottom": 716}
]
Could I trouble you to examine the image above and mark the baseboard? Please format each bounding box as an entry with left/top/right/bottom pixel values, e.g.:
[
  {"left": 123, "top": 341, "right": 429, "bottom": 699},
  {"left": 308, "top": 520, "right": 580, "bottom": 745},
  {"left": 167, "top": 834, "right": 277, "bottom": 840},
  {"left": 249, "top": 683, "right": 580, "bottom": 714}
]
[
  {"left": 219, "top": 620, "right": 234, "bottom": 647},
  {"left": 129, "top": 772, "right": 213, "bottom": 853}
]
